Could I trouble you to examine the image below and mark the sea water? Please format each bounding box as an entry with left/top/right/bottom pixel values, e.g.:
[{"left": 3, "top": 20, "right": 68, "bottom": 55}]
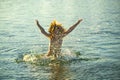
[{"left": 0, "top": 0, "right": 120, "bottom": 80}]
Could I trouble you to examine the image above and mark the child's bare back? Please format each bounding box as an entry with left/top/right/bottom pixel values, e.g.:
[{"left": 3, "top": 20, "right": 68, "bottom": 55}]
[{"left": 36, "top": 19, "right": 83, "bottom": 58}]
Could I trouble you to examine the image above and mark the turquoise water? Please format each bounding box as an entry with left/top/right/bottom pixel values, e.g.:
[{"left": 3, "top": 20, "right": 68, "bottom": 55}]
[{"left": 0, "top": 0, "right": 120, "bottom": 80}]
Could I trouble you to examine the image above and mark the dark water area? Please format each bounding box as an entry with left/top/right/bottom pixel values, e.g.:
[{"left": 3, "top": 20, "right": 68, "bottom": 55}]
[{"left": 0, "top": 0, "right": 120, "bottom": 80}]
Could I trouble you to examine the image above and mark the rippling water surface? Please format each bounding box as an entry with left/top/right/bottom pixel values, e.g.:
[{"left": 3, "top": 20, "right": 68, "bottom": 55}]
[{"left": 0, "top": 0, "right": 120, "bottom": 80}]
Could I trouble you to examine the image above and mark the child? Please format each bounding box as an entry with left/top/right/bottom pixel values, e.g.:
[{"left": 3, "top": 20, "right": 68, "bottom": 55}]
[{"left": 35, "top": 19, "right": 83, "bottom": 58}]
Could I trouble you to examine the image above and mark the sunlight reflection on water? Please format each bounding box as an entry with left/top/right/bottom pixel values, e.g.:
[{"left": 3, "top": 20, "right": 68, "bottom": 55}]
[{"left": 0, "top": 0, "right": 120, "bottom": 80}]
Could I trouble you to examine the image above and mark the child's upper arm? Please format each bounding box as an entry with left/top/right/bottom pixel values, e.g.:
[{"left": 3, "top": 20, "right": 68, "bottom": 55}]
[
  {"left": 41, "top": 30, "right": 50, "bottom": 37},
  {"left": 63, "top": 19, "right": 83, "bottom": 37}
]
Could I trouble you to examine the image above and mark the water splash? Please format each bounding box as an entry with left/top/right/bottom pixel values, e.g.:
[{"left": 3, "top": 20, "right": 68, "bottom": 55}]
[
  {"left": 61, "top": 49, "right": 77, "bottom": 60},
  {"left": 15, "top": 48, "right": 100, "bottom": 66}
]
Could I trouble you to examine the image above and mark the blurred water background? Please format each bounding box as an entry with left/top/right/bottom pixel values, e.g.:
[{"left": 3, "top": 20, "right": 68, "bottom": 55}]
[{"left": 0, "top": 0, "right": 120, "bottom": 80}]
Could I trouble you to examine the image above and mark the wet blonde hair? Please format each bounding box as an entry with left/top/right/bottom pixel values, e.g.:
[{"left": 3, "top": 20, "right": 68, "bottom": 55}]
[{"left": 48, "top": 20, "right": 65, "bottom": 33}]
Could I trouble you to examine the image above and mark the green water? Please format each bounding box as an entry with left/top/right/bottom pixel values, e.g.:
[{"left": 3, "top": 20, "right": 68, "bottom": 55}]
[{"left": 0, "top": 0, "right": 120, "bottom": 80}]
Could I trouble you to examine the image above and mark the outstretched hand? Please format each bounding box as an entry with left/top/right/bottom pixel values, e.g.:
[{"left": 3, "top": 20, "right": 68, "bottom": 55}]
[
  {"left": 78, "top": 19, "right": 83, "bottom": 23},
  {"left": 35, "top": 19, "right": 39, "bottom": 24},
  {"left": 35, "top": 19, "right": 50, "bottom": 37}
]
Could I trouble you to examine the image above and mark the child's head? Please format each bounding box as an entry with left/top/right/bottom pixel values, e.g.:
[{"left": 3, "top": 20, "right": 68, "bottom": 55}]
[{"left": 48, "top": 20, "right": 65, "bottom": 34}]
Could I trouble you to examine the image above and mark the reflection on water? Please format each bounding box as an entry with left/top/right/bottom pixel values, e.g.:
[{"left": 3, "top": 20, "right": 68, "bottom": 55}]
[
  {"left": 23, "top": 59, "right": 72, "bottom": 80},
  {"left": 49, "top": 63, "right": 71, "bottom": 80}
]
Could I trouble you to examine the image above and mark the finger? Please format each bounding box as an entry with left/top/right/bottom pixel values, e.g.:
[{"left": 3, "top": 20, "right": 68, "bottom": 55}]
[
  {"left": 78, "top": 19, "right": 83, "bottom": 22},
  {"left": 79, "top": 19, "right": 83, "bottom": 21},
  {"left": 35, "top": 19, "right": 38, "bottom": 22}
]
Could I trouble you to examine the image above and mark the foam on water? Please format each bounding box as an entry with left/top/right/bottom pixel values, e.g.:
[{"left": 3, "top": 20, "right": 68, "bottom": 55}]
[
  {"left": 62, "top": 49, "right": 77, "bottom": 60},
  {"left": 16, "top": 49, "right": 100, "bottom": 66},
  {"left": 15, "top": 49, "right": 78, "bottom": 65}
]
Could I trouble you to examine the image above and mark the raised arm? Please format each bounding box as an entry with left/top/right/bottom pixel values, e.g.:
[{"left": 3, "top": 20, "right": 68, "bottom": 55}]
[
  {"left": 63, "top": 19, "right": 83, "bottom": 37},
  {"left": 35, "top": 20, "right": 50, "bottom": 37}
]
